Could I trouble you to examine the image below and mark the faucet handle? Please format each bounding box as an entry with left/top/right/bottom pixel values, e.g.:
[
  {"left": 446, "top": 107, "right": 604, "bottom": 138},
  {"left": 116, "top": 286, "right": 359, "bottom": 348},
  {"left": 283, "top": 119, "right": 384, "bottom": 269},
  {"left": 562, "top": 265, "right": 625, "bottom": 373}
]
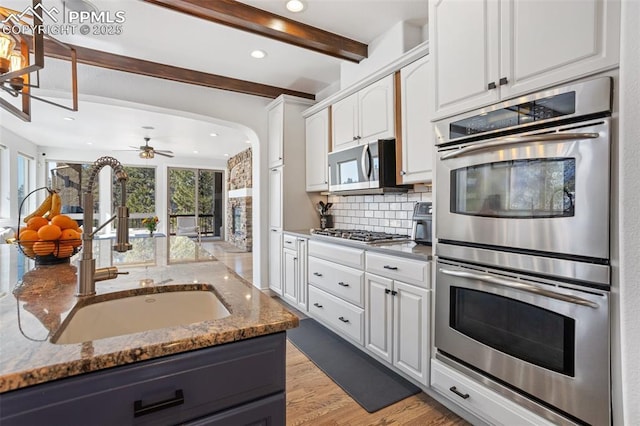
[{"left": 94, "top": 267, "right": 125, "bottom": 282}]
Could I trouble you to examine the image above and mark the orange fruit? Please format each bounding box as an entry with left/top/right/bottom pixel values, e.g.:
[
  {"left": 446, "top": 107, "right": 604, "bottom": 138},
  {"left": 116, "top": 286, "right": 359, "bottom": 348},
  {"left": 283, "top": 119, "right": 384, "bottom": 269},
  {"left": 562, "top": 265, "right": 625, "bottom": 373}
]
[
  {"left": 21, "top": 246, "right": 35, "bottom": 257},
  {"left": 17, "top": 229, "right": 39, "bottom": 248},
  {"left": 26, "top": 216, "right": 49, "bottom": 231},
  {"left": 50, "top": 215, "right": 76, "bottom": 230},
  {"left": 54, "top": 243, "right": 74, "bottom": 258},
  {"left": 37, "top": 224, "right": 62, "bottom": 241},
  {"left": 18, "top": 226, "right": 29, "bottom": 235},
  {"left": 60, "top": 229, "right": 82, "bottom": 247},
  {"left": 33, "top": 241, "right": 55, "bottom": 256}
]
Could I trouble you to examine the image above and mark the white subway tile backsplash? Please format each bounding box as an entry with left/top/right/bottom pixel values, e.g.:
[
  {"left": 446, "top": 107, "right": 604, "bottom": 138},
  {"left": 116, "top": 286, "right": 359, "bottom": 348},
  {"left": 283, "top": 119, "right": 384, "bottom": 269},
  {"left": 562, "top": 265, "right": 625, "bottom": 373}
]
[{"left": 326, "top": 192, "right": 427, "bottom": 234}]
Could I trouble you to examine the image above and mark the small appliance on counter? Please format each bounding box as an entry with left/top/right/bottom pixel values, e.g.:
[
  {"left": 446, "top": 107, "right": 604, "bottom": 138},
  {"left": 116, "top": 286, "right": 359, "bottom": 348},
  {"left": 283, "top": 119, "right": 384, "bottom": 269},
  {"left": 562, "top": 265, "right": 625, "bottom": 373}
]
[{"left": 411, "top": 202, "right": 432, "bottom": 245}]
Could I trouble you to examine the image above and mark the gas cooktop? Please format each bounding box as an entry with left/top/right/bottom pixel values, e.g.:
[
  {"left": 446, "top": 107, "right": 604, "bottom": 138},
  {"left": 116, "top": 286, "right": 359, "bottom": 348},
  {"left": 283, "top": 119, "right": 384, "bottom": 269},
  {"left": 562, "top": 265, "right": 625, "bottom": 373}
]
[{"left": 310, "top": 228, "right": 411, "bottom": 244}]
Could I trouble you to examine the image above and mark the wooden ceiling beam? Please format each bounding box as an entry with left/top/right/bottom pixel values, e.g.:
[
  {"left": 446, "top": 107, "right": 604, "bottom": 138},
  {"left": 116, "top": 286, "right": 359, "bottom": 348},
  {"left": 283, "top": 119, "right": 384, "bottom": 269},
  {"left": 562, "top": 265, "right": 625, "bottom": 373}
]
[
  {"left": 142, "top": 0, "right": 368, "bottom": 63},
  {"left": 40, "top": 39, "right": 315, "bottom": 100}
]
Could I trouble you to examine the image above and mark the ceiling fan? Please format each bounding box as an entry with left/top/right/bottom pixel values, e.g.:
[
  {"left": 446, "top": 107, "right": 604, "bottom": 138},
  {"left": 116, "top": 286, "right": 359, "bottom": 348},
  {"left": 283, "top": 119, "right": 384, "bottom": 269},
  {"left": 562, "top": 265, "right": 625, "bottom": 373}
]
[{"left": 122, "top": 137, "right": 174, "bottom": 159}]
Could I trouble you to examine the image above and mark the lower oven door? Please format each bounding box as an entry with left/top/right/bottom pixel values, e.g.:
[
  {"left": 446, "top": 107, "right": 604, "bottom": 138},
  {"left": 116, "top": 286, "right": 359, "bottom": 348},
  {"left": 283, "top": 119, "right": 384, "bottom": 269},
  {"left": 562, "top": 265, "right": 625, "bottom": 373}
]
[
  {"left": 436, "top": 118, "right": 610, "bottom": 261},
  {"left": 434, "top": 259, "right": 610, "bottom": 426}
]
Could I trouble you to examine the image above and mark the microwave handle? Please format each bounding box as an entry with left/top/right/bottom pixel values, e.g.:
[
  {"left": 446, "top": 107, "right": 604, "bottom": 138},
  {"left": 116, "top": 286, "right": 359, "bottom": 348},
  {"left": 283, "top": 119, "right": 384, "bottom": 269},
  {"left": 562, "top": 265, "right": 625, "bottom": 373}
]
[
  {"left": 440, "top": 132, "right": 599, "bottom": 160},
  {"left": 361, "top": 144, "right": 371, "bottom": 178},
  {"left": 439, "top": 268, "right": 599, "bottom": 308}
]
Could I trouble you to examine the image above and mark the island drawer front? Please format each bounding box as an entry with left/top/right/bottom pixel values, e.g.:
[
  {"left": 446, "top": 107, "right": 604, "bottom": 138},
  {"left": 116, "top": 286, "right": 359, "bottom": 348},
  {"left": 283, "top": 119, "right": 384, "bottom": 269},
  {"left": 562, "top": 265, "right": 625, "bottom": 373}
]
[
  {"left": 308, "top": 285, "right": 364, "bottom": 345},
  {"left": 308, "top": 256, "right": 364, "bottom": 307},
  {"left": 0, "top": 333, "right": 286, "bottom": 426},
  {"left": 309, "top": 240, "right": 365, "bottom": 269},
  {"left": 366, "top": 252, "right": 430, "bottom": 288}
]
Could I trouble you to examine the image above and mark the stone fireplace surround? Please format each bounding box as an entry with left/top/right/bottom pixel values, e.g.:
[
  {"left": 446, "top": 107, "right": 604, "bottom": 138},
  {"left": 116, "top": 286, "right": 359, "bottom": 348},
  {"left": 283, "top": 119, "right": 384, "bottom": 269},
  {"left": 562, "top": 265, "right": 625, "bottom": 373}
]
[{"left": 226, "top": 148, "right": 252, "bottom": 252}]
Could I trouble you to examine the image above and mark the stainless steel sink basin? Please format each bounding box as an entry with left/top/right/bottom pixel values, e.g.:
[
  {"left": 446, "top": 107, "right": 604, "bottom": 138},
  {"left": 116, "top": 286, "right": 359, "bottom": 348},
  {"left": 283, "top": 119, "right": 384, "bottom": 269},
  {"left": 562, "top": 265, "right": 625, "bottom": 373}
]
[{"left": 52, "top": 286, "right": 230, "bottom": 344}]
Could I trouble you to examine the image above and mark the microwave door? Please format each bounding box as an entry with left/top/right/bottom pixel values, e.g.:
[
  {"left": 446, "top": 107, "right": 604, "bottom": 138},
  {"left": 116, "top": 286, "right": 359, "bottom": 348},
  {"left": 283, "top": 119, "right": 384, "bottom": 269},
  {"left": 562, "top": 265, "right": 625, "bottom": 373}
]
[{"left": 329, "top": 145, "right": 371, "bottom": 191}]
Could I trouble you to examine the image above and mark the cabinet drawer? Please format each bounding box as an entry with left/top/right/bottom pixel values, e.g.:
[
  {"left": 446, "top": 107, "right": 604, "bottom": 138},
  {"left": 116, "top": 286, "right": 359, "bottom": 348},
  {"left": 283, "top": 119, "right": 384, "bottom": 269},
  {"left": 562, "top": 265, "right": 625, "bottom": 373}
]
[
  {"left": 1, "top": 334, "right": 286, "bottom": 426},
  {"left": 431, "top": 359, "right": 555, "bottom": 426},
  {"left": 309, "top": 240, "right": 365, "bottom": 269},
  {"left": 308, "top": 285, "right": 364, "bottom": 345},
  {"left": 308, "top": 256, "right": 364, "bottom": 307},
  {"left": 366, "top": 252, "right": 430, "bottom": 288},
  {"left": 282, "top": 234, "right": 298, "bottom": 249}
]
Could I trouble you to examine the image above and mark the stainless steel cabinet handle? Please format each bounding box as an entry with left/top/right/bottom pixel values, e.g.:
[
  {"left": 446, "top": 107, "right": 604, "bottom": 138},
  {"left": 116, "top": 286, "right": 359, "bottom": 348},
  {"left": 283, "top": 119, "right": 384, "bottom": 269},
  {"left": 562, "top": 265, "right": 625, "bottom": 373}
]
[
  {"left": 440, "top": 132, "right": 599, "bottom": 160},
  {"left": 338, "top": 281, "right": 349, "bottom": 287},
  {"left": 338, "top": 316, "right": 350, "bottom": 323},
  {"left": 449, "top": 386, "right": 470, "bottom": 400},
  {"left": 439, "top": 268, "right": 599, "bottom": 308}
]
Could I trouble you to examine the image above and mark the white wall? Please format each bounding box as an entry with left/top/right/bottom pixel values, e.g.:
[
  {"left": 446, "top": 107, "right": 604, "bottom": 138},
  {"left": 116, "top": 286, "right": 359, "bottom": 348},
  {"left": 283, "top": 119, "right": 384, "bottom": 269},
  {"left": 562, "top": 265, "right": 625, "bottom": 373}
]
[
  {"left": 617, "top": 1, "right": 640, "bottom": 423},
  {"left": 0, "top": 128, "right": 38, "bottom": 229}
]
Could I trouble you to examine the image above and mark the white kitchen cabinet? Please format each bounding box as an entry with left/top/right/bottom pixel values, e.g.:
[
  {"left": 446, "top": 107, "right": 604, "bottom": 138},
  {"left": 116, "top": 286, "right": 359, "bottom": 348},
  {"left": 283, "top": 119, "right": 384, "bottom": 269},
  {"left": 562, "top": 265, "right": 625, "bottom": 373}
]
[
  {"left": 268, "top": 229, "right": 282, "bottom": 295},
  {"left": 399, "top": 55, "right": 433, "bottom": 184},
  {"left": 431, "top": 359, "right": 556, "bottom": 426},
  {"left": 305, "top": 108, "right": 330, "bottom": 192},
  {"left": 364, "top": 251, "right": 431, "bottom": 386},
  {"left": 331, "top": 74, "right": 395, "bottom": 151},
  {"left": 281, "top": 234, "right": 308, "bottom": 312},
  {"left": 266, "top": 95, "right": 322, "bottom": 295},
  {"left": 429, "top": 0, "right": 621, "bottom": 120},
  {"left": 267, "top": 101, "right": 284, "bottom": 168}
]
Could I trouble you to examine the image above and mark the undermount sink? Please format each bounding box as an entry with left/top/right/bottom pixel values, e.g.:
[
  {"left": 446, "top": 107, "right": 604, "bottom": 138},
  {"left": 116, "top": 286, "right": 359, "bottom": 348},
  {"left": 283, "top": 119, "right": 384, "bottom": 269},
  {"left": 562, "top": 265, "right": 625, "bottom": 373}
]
[{"left": 52, "top": 286, "right": 230, "bottom": 344}]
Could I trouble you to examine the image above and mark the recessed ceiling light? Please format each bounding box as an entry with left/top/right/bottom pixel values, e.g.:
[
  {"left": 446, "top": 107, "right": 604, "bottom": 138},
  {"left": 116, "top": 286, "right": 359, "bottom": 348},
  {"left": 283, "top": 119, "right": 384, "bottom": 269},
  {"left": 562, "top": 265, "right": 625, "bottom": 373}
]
[
  {"left": 86, "top": 142, "right": 92, "bottom": 145},
  {"left": 209, "top": 132, "right": 218, "bottom": 137},
  {"left": 286, "top": 0, "right": 305, "bottom": 12},
  {"left": 193, "top": 150, "right": 199, "bottom": 154},
  {"left": 63, "top": 117, "right": 74, "bottom": 121},
  {"left": 250, "top": 50, "right": 267, "bottom": 59},
  {"left": 224, "top": 153, "right": 229, "bottom": 157},
  {"left": 245, "top": 140, "right": 252, "bottom": 144}
]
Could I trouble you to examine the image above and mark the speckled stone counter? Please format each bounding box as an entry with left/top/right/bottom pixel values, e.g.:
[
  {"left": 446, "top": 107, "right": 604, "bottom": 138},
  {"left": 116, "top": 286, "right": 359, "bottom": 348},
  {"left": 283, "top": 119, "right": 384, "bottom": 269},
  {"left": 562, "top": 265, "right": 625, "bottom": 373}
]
[
  {"left": 0, "top": 237, "right": 298, "bottom": 393},
  {"left": 284, "top": 229, "right": 433, "bottom": 261}
]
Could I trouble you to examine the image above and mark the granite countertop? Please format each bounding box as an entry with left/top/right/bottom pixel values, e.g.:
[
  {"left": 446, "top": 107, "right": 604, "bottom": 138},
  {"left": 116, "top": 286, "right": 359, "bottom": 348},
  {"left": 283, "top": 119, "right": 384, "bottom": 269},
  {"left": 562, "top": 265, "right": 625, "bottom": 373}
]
[
  {"left": 0, "top": 237, "right": 298, "bottom": 394},
  {"left": 284, "top": 229, "right": 433, "bottom": 261}
]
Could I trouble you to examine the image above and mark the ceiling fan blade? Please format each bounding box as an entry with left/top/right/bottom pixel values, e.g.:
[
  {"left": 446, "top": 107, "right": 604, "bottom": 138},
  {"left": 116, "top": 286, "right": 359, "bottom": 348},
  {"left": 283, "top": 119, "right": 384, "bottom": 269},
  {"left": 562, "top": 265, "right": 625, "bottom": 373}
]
[
  {"left": 155, "top": 150, "right": 174, "bottom": 154},
  {"left": 155, "top": 151, "right": 175, "bottom": 158}
]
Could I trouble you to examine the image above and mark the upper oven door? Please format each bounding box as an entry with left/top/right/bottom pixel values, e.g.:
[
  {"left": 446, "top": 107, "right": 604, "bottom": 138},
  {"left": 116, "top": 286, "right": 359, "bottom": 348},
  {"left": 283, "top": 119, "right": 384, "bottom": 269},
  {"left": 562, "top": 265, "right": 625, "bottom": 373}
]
[{"left": 436, "top": 118, "right": 610, "bottom": 261}]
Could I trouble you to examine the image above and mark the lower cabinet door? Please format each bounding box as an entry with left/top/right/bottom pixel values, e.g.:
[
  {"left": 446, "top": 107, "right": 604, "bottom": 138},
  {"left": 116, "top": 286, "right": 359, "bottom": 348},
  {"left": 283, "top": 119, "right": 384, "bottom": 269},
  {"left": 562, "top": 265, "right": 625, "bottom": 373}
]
[
  {"left": 393, "top": 281, "right": 430, "bottom": 386},
  {"left": 364, "top": 273, "right": 393, "bottom": 363},
  {"left": 283, "top": 248, "right": 297, "bottom": 305},
  {"left": 269, "top": 229, "right": 283, "bottom": 295},
  {"left": 183, "top": 393, "right": 285, "bottom": 426}
]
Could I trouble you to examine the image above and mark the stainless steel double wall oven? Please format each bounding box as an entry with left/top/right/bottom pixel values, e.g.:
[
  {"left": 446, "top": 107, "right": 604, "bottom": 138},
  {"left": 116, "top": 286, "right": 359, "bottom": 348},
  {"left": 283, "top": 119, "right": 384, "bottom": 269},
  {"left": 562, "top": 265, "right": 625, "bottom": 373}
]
[{"left": 434, "top": 77, "right": 613, "bottom": 426}]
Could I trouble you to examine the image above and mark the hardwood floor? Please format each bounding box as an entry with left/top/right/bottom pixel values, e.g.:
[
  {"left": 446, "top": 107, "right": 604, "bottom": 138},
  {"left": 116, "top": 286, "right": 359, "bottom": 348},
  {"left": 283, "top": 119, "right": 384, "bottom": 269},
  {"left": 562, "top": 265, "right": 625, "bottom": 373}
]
[
  {"left": 206, "top": 240, "right": 468, "bottom": 425},
  {"left": 286, "top": 341, "right": 469, "bottom": 425}
]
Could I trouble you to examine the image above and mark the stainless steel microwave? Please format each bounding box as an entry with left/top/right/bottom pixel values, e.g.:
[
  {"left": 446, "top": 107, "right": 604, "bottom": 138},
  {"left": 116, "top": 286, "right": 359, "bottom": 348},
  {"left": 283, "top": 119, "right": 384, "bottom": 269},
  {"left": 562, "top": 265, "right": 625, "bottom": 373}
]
[{"left": 328, "top": 139, "right": 407, "bottom": 194}]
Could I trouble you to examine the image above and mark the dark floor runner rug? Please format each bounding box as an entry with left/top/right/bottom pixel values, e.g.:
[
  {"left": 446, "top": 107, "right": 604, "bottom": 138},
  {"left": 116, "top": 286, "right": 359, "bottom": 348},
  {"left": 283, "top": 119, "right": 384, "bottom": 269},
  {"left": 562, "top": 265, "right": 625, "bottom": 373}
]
[{"left": 287, "top": 318, "right": 421, "bottom": 413}]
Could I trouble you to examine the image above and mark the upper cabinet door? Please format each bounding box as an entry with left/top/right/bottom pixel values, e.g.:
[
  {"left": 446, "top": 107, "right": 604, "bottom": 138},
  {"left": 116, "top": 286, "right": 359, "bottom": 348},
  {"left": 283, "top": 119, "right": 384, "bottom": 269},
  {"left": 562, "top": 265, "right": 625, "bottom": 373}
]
[
  {"left": 400, "top": 56, "right": 433, "bottom": 184},
  {"left": 331, "top": 93, "right": 359, "bottom": 151},
  {"left": 358, "top": 74, "right": 395, "bottom": 144},
  {"left": 500, "top": 0, "right": 621, "bottom": 99},
  {"left": 429, "top": 0, "right": 500, "bottom": 120},
  {"left": 268, "top": 101, "right": 284, "bottom": 168},
  {"left": 305, "top": 109, "right": 330, "bottom": 192}
]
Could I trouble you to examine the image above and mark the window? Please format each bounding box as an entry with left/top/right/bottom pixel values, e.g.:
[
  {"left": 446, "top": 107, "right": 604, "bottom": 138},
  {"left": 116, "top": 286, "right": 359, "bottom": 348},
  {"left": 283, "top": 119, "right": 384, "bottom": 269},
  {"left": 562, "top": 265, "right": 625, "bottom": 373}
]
[
  {"left": 47, "top": 161, "right": 99, "bottom": 228},
  {"left": 113, "top": 166, "right": 156, "bottom": 229},
  {"left": 17, "top": 154, "right": 34, "bottom": 217}
]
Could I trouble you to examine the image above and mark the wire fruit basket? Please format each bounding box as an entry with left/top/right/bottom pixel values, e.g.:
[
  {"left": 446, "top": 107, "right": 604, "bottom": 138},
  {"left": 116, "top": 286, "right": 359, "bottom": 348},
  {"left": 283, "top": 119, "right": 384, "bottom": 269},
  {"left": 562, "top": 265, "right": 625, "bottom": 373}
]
[{"left": 15, "top": 187, "right": 82, "bottom": 265}]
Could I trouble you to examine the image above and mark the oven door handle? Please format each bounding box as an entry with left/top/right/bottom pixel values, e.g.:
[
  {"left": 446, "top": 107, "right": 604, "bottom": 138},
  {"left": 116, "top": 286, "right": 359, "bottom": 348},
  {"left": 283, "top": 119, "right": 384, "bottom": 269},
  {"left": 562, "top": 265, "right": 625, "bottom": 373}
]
[
  {"left": 439, "top": 268, "right": 599, "bottom": 308},
  {"left": 439, "top": 132, "right": 600, "bottom": 160}
]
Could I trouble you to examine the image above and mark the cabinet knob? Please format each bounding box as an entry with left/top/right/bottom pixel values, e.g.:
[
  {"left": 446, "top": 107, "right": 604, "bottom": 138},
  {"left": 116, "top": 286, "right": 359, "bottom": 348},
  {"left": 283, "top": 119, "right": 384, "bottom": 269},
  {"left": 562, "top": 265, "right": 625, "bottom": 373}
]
[
  {"left": 294, "top": 257, "right": 297, "bottom": 261},
  {"left": 499, "top": 77, "right": 509, "bottom": 86},
  {"left": 487, "top": 81, "right": 497, "bottom": 90},
  {"left": 400, "top": 170, "right": 406, "bottom": 176}
]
